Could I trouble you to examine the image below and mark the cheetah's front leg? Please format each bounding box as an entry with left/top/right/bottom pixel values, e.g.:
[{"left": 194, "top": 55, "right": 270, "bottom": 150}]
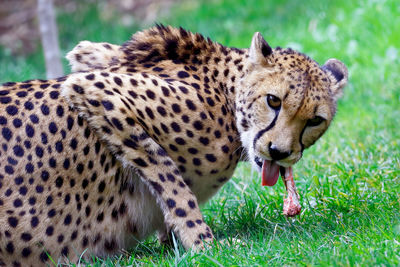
[{"left": 61, "top": 71, "right": 213, "bottom": 250}]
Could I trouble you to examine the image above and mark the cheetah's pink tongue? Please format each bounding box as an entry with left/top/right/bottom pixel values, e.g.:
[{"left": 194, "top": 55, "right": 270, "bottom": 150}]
[{"left": 261, "top": 160, "right": 280, "bottom": 186}]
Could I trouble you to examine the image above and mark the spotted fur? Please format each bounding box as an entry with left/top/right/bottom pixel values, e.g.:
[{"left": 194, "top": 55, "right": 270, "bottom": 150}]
[{"left": 0, "top": 25, "right": 347, "bottom": 265}]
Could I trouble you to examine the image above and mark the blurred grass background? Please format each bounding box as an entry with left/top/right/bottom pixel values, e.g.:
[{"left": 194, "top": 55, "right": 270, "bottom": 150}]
[{"left": 0, "top": 0, "right": 399, "bottom": 265}]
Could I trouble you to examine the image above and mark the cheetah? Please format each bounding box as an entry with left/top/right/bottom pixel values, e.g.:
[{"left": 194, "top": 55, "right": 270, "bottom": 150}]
[{"left": 0, "top": 25, "right": 348, "bottom": 265}]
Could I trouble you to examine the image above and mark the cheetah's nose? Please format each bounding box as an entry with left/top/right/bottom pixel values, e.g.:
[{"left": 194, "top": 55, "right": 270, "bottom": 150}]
[{"left": 268, "top": 142, "right": 292, "bottom": 161}]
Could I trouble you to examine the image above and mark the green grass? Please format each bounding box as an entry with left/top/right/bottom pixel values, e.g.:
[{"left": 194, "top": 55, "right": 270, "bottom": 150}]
[{"left": 1, "top": 0, "right": 399, "bottom": 265}]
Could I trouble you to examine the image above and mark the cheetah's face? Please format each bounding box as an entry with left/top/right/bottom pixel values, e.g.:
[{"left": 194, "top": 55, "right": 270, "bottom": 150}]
[{"left": 237, "top": 32, "right": 348, "bottom": 186}]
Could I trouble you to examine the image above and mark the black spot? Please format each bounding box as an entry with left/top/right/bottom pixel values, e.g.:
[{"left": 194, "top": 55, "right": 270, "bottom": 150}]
[
  {"left": 55, "top": 105, "right": 64, "bottom": 117},
  {"left": 69, "top": 138, "right": 77, "bottom": 150},
  {"left": 24, "top": 140, "right": 31, "bottom": 149},
  {"left": 6, "top": 241, "right": 14, "bottom": 254},
  {"left": 156, "top": 106, "right": 167, "bottom": 116},
  {"left": 175, "top": 137, "right": 186, "bottom": 145},
  {"left": 193, "top": 158, "right": 201, "bottom": 166},
  {"left": 113, "top": 77, "right": 123, "bottom": 86},
  {"left": 102, "top": 100, "right": 114, "bottom": 110},
  {"left": 166, "top": 198, "right": 176, "bottom": 208},
  {"left": 18, "top": 186, "right": 27, "bottom": 197},
  {"left": 205, "top": 154, "right": 217, "bottom": 162},
  {"left": 13, "top": 145, "right": 24, "bottom": 157},
  {"left": 29, "top": 197, "right": 36, "bottom": 205},
  {"left": 2, "top": 127, "right": 12, "bottom": 141},
  {"left": 55, "top": 176, "right": 63, "bottom": 188},
  {"left": 80, "top": 179, "right": 89, "bottom": 190},
  {"left": 221, "top": 145, "right": 229, "bottom": 153},
  {"left": 36, "top": 185, "right": 44, "bottom": 193},
  {"left": 186, "top": 220, "right": 195, "bottom": 228},
  {"left": 146, "top": 89, "right": 156, "bottom": 100},
  {"left": 61, "top": 246, "right": 69, "bottom": 256},
  {"left": 98, "top": 181, "right": 106, "bottom": 193},
  {"left": 206, "top": 97, "right": 215, "bottom": 106},
  {"left": 193, "top": 120, "right": 203, "bottom": 130},
  {"left": 54, "top": 141, "right": 63, "bottom": 153},
  {"left": 166, "top": 173, "right": 176, "bottom": 182},
  {"left": 5, "top": 165, "right": 14, "bottom": 174},
  {"left": 104, "top": 239, "right": 116, "bottom": 251},
  {"left": 96, "top": 212, "right": 104, "bottom": 222},
  {"left": 88, "top": 99, "right": 100, "bottom": 107},
  {"left": 188, "top": 147, "right": 198, "bottom": 154},
  {"left": 25, "top": 163, "right": 34, "bottom": 173},
  {"left": 175, "top": 208, "right": 187, "bottom": 217},
  {"left": 8, "top": 156, "right": 17, "bottom": 165},
  {"left": 25, "top": 124, "right": 35, "bottom": 137},
  {"left": 0, "top": 116, "right": 7, "bottom": 124},
  {"left": 199, "top": 137, "right": 209, "bottom": 145},
  {"left": 64, "top": 194, "right": 70, "bottom": 204},
  {"left": 40, "top": 104, "right": 50, "bottom": 115},
  {"left": 8, "top": 217, "right": 18, "bottom": 228},
  {"left": 200, "top": 112, "right": 207, "bottom": 120},
  {"left": 30, "top": 216, "right": 39, "bottom": 228},
  {"left": 169, "top": 144, "right": 178, "bottom": 151},
  {"left": 50, "top": 90, "right": 60, "bottom": 99},
  {"left": 171, "top": 122, "right": 181, "bottom": 132},
  {"left": 85, "top": 206, "right": 91, "bottom": 217},
  {"left": 188, "top": 200, "right": 196, "bottom": 209},
  {"left": 14, "top": 176, "right": 23, "bottom": 185},
  {"left": 145, "top": 107, "right": 155, "bottom": 119},
  {"left": 150, "top": 181, "right": 164, "bottom": 194},
  {"left": 40, "top": 251, "right": 49, "bottom": 262},
  {"left": 46, "top": 195, "right": 53, "bottom": 205},
  {"left": 48, "top": 122, "right": 58, "bottom": 134},
  {"left": 185, "top": 99, "right": 196, "bottom": 111},
  {"left": 151, "top": 79, "right": 158, "bottom": 86},
  {"left": 177, "top": 71, "right": 190, "bottom": 78},
  {"left": 0, "top": 96, "right": 11, "bottom": 104},
  {"left": 123, "top": 138, "right": 138, "bottom": 149},
  {"left": 214, "top": 130, "right": 222, "bottom": 138},
  {"left": 48, "top": 157, "right": 57, "bottom": 168},
  {"left": 181, "top": 115, "right": 189, "bottom": 123},
  {"left": 48, "top": 209, "right": 56, "bottom": 218},
  {"left": 153, "top": 67, "right": 163, "bottom": 72},
  {"left": 13, "top": 199, "right": 22, "bottom": 207},
  {"left": 46, "top": 226, "right": 54, "bottom": 236},
  {"left": 94, "top": 82, "right": 105, "bottom": 89},
  {"left": 133, "top": 158, "right": 148, "bottom": 167},
  {"left": 172, "top": 103, "right": 181, "bottom": 113},
  {"left": 161, "top": 86, "right": 170, "bottom": 96},
  {"left": 64, "top": 214, "right": 72, "bottom": 225},
  {"left": 40, "top": 133, "right": 48, "bottom": 145},
  {"left": 34, "top": 92, "right": 44, "bottom": 100},
  {"left": 86, "top": 74, "right": 95, "bottom": 80}
]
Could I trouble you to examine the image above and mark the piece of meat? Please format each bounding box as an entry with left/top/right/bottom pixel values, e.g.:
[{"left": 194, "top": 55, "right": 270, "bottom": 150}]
[{"left": 282, "top": 167, "right": 301, "bottom": 216}]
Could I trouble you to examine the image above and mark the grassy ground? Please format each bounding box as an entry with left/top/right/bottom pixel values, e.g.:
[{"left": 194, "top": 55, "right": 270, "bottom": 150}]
[{"left": 1, "top": 0, "right": 399, "bottom": 266}]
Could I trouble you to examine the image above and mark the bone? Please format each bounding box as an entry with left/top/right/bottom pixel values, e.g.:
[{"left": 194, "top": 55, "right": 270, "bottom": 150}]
[{"left": 282, "top": 167, "right": 301, "bottom": 216}]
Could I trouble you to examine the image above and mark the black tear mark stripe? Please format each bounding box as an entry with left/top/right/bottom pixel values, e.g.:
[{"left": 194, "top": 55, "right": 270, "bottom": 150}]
[
  {"left": 299, "top": 125, "right": 306, "bottom": 153},
  {"left": 252, "top": 110, "right": 279, "bottom": 149}
]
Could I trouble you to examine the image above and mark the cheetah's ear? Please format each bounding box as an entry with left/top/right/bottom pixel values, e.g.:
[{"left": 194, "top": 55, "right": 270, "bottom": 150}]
[
  {"left": 249, "top": 32, "right": 273, "bottom": 65},
  {"left": 322, "top": 59, "right": 348, "bottom": 101}
]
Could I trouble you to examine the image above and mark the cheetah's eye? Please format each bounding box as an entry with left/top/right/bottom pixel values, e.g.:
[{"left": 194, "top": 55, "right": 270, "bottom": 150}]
[
  {"left": 307, "top": 116, "right": 325, "bottom": 127},
  {"left": 266, "top": 94, "right": 281, "bottom": 110}
]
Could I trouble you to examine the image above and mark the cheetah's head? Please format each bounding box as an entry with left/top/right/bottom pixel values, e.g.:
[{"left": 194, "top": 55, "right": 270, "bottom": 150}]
[{"left": 236, "top": 32, "right": 348, "bottom": 186}]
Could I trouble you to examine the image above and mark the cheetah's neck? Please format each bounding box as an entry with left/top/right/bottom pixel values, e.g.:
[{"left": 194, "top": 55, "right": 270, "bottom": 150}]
[{"left": 120, "top": 24, "right": 250, "bottom": 123}]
